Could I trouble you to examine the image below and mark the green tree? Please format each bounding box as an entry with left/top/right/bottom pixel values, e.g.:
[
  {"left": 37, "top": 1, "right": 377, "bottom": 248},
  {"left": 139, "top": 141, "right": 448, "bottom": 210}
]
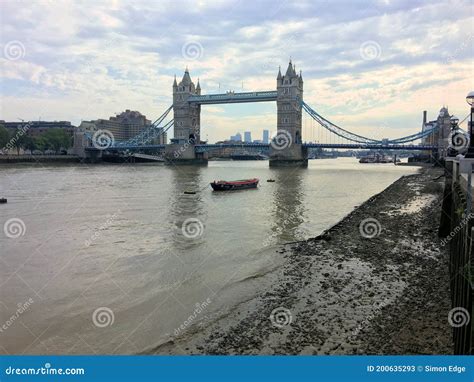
[
  {"left": 0, "top": 125, "right": 9, "bottom": 151},
  {"left": 10, "top": 128, "right": 28, "bottom": 155},
  {"left": 42, "top": 129, "right": 72, "bottom": 154},
  {"left": 34, "top": 136, "right": 50, "bottom": 154},
  {"left": 23, "top": 135, "right": 37, "bottom": 153}
]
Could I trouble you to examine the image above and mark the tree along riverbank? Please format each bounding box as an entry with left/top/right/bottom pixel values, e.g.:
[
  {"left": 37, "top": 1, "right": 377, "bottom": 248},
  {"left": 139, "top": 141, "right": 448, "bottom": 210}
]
[{"left": 0, "top": 155, "right": 80, "bottom": 163}]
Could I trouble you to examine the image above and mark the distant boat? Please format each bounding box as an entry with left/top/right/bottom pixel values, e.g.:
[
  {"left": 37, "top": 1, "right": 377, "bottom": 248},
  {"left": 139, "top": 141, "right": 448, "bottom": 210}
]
[
  {"left": 210, "top": 178, "right": 259, "bottom": 191},
  {"left": 267, "top": 179, "right": 276, "bottom": 182},
  {"left": 359, "top": 154, "right": 399, "bottom": 164}
]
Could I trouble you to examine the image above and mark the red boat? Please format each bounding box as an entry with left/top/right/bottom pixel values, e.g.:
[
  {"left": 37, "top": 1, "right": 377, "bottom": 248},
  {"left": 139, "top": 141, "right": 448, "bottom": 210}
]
[{"left": 210, "top": 178, "right": 259, "bottom": 191}]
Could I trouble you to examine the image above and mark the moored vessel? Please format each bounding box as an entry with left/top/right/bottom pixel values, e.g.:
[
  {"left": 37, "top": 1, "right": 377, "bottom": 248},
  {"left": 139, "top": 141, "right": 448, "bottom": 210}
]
[{"left": 210, "top": 178, "right": 259, "bottom": 191}]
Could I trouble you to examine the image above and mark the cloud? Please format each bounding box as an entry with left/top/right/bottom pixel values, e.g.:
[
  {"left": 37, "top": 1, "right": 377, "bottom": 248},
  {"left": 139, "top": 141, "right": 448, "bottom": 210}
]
[{"left": 0, "top": 0, "right": 472, "bottom": 142}]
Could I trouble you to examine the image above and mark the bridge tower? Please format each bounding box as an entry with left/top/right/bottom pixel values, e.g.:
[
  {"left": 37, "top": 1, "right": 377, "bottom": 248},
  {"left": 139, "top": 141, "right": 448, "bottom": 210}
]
[
  {"left": 165, "top": 68, "right": 207, "bottom": 163},
  {"left": 270, "top": 60, "right": 307, "bottom": 166}
]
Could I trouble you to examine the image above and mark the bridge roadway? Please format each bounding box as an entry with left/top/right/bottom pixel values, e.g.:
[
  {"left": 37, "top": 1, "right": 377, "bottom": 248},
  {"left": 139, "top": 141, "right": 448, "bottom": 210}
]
[
  {"left": 103, "top": 143, "right": 436, "bottom": 152},
  {"left": 187, "top": 91, "right": 278, "bottom": 104}
]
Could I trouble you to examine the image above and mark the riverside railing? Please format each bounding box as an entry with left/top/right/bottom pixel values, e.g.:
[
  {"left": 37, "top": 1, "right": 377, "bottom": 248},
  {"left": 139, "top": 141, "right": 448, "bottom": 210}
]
[{"left": 440, "top": 159, "right": 474, "bottom": 354}]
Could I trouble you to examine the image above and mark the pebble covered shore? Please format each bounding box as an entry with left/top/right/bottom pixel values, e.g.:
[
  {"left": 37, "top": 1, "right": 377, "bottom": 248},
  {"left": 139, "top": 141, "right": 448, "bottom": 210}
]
[{"left": 155, "top": 166, "right": 453, "bottom": 355}]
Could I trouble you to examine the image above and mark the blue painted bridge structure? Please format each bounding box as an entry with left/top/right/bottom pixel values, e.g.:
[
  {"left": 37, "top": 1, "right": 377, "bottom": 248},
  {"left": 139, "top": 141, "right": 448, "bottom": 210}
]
[
  {"left": 99, "top": 97, "right": 439, "bottom": 150},
  {"left": 188, "top": 91, "right": 278, "bottom": 104},
  {"left": 105, "top": 142, "right": 435, "bottom": 152},
  {"left": 84, "top": 62, "right": 444, "bottom": 164},
  {"left": 97, "top": 95, "right": 439, "bottom": 153}
]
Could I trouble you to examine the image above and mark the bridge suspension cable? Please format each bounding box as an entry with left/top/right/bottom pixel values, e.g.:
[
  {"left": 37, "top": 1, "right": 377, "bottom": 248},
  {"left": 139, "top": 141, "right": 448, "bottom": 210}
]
[
  {"left": 114, "top": 105, "right": 173, "bottom": 147},
  {"left": 301, "top": 101, "right": 381, "bottom": 144},
  {"left": 302, "top": 101, "right": 440, "bottom": 145}
]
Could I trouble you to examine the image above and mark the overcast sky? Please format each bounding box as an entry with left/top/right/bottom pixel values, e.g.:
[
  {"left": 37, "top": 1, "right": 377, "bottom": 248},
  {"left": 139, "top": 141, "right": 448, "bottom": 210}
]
[{"left": 1, "top": 0, "right": 473, "bottom": 142}]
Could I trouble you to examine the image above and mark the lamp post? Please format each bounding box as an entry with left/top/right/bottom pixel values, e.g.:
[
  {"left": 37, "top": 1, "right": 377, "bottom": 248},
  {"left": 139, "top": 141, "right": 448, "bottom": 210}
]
[
  {"left": 451, "top": 115, "right": 460, "bottom": 128},
  {"left": 464, "top": 90, "right": 474, "bottom": 157}
]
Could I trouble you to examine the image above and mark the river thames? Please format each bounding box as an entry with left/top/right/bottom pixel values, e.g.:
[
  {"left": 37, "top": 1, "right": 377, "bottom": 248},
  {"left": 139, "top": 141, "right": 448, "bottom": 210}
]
[{"left": 0, "top": 158, "right": 417, "bottom": 354}]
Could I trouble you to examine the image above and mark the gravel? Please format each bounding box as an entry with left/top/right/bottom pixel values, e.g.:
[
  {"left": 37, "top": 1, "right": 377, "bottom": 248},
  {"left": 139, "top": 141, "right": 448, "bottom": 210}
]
[{"left": 152, "top": 166, "right": 453, "bottom": 355}]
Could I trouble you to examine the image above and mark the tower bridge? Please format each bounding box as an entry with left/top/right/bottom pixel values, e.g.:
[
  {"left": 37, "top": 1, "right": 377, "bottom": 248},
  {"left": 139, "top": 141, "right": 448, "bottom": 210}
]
[
  {"left": 168, "top": 61, "right": 307, "bottom": 166},
  {"left": 80, "top": 60, "right": 445, "bottom": 165}
]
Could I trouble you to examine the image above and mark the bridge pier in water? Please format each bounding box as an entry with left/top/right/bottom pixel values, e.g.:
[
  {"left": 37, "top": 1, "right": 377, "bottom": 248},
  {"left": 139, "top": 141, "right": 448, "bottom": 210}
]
[{"left": 164, "top": 143, "right": 208, "bottom": 164}]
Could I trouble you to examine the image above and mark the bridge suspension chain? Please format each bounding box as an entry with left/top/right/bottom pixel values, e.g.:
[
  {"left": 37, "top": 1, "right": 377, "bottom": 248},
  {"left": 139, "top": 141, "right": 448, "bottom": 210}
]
[
  {"left": 301, "top": 101, "right": 381, "bottom": 144},
  {"left": 301, "top": 101, "right": 442, "bottom": 145},
  {"left": 114, "top": 105, "right": 173, "bottom": 147}
]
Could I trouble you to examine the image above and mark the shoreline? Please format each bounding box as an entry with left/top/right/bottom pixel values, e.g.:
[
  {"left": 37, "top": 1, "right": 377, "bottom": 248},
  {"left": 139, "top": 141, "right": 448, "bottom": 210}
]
[
  {"left": 154, "top": 166, "right": 453, "bottom": 355},
  {"left": 0, "top": 155, "right": 80, "bottom": 164}
]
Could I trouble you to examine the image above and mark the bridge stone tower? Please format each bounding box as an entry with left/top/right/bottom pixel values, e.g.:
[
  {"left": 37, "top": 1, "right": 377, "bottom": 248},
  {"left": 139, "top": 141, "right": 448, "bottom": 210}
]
[
  {"left": 165, "top": 68, "right": 207, "bottom": 163},
  {"left": 270, "top": 60, "right": 307, "bottom": 167}
]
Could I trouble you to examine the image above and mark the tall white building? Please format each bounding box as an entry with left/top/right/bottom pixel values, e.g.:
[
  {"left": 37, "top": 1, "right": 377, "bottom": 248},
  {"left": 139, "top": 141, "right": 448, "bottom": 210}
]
[{"left": 244, "top": 131, "right": 251, "bottom": 143}]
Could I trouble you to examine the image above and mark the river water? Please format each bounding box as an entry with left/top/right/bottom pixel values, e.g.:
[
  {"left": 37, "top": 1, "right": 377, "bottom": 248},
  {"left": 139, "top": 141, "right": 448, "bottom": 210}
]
[{"left": 0, "top": 158, "right": 417, "bottom": 354}]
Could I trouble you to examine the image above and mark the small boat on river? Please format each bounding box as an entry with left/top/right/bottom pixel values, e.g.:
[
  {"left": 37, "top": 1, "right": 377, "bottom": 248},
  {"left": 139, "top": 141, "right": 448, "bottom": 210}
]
[{"left": 210, "top": 178, "right": 259, "bottom": 191}]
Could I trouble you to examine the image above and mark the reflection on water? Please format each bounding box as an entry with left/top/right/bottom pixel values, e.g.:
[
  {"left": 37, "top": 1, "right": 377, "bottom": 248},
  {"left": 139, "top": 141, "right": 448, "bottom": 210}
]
[
  {"left": 0, "top": 159, "right": 417, "bottom": 354},
  {"left": 169, "top": 166, "right": 206, "bottom": 250},
  {"left": 272, "top": 168, "right": 305, "bottom": 243}
]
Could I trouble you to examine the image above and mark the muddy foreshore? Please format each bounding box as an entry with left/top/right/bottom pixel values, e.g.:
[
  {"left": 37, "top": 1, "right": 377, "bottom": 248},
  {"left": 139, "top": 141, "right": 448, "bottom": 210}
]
[{"left": 153, "top": 166, "right": 453, "bottom": 355}]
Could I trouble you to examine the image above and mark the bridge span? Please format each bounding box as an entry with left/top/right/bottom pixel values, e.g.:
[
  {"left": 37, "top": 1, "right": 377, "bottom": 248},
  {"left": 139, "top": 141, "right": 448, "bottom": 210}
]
[
  {"left": 99, "top": 142, "right": 435, "bottom": 153},
  {"left": 80, "top": 60, "right": 449, "bottom": 165}
]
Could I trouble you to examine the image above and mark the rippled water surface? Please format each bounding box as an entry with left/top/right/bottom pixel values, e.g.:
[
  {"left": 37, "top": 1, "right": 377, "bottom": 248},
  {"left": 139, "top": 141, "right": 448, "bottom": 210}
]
[{"left": 0, "top": 158, "right": 417, "bottom": 354}]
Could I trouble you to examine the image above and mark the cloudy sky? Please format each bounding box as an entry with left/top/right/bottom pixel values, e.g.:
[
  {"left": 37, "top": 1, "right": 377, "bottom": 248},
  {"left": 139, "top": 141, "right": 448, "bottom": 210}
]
[{"left": 1, "top": 0, "right": 473, "bottom": 142}]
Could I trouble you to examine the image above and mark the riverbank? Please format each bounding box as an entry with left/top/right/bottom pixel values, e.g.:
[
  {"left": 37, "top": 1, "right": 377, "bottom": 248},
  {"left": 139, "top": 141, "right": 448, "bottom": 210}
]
[
  {"left": 154, "top": 166, "right": 453, "bottom": 355},
  {"left": 0, "top": 155, "right": 80, "bottom": 163}
]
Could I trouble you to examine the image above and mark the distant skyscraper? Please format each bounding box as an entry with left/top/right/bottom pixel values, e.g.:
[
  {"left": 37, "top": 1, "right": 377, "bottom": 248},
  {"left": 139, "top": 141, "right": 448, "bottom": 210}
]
[
  {"left": 230, "top": 132, "right": 242, "bottom": 142},
  {"left": 262, "top": 130, "right": 269, "bottom": 144},
  {"left": 244, "top": 131, "right": 251, "bottom": 143}
]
